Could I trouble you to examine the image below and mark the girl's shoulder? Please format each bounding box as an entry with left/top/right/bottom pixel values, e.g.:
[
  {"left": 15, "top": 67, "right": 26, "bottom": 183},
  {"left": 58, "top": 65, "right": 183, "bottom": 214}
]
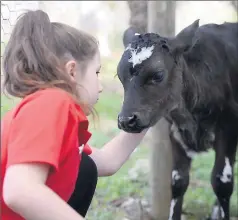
[
  {"left": 4, "top": 88, "right": 88, "bottom": 126},
  {"left": 24, "top": 87, "right": 75, "bottom": 103},
  {"left": 16, "top": 88, "right": 81, "bottom": 115}
]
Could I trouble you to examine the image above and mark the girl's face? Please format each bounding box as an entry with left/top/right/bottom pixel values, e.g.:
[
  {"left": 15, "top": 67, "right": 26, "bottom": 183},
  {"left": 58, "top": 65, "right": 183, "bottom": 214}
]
[{"left": 65, "top": 51, "right": 103, "bottom": 115}]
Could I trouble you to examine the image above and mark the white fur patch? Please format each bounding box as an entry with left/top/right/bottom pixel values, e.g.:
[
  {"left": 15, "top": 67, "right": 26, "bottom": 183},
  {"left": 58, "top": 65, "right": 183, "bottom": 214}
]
[
  {"left": 172, "top": 170, "right": 181, "bottom": 185},
  {"left": 170, "top": 123, "right": 197, "bottom": 159},
  {"left": 221, "top": 207, "right": 225, "bottom": 218},
  {"left": 209, "top": 132, "right": 215, "bottom": 142},
  {"left": 211, "top": 205, "right": 225, "bottom": 219},
  {"left": 211, "top": 205, "right": 219, "bottom": 219},
  {"left": 135, "top": 33, "right": 140, "bottom": 36},
  {"left": 168, "top": 199, "right": 177, "bottom": 220},
  {"left": 220, "top": 157, "right": 232, "bottom": 183},
  {"left": 126, "top": 45, "right": 154, "bottom": 68}
]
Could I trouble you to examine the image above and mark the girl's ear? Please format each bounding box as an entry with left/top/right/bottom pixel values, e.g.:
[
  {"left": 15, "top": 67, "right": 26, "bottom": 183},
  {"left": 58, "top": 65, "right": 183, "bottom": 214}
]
[{"left": 65, "top": 60, "right": 77, "bottom": 80}]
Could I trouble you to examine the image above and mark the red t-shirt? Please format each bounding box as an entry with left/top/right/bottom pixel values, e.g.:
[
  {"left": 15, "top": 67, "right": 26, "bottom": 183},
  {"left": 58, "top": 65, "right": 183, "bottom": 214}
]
[{"left": 1, "top": 88, "right": 93, "bottom": 220}]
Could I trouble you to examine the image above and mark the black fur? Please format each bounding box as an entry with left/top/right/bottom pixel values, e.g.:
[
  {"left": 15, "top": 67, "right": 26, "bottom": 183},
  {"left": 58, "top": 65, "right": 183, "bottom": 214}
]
[{"left": 118, "top": 21, "right": 238, "bottom": 220}]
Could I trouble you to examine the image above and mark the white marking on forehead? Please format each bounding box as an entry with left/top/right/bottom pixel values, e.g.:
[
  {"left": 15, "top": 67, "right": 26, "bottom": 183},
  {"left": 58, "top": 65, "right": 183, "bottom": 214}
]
[
  {"left": 168, "top": 199, "right": 177, "bottom": 220},
  {"left": 220, "top": 157, "right": 232, "bottom": 183},
  {"left": 126, "top": 45, "right": 155, "bottom": 68},
  {"left": 135, "top": 33, "right": 140, "bottom": 36},
  {"left": 170, "top": 123, "right": 197, "bottom": 159}
]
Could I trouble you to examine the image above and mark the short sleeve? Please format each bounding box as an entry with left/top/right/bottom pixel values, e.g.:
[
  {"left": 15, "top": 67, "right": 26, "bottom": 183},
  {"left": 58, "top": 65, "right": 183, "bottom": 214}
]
[
  {"left": 83, "top": 144, "right": 92, "bottom": 155},
  {"left": 7, "top": 90, "right": 76, "bottom": 171}
]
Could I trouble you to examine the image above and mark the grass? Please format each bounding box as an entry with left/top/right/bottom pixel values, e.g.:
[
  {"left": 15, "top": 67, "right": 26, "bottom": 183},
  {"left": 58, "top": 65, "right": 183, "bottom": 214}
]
[
  {"left": 1, "top": 58, "right": 238, "bottom": 219},
  {"left": 1, "top": 94, "right": 21, "bottom": 116}
]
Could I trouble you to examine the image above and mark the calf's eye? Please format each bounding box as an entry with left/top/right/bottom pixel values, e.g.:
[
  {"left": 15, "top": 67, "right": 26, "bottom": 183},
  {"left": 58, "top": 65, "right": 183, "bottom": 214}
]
[{"left": 150, "top": 71, "right": 164, "bottom": 84}]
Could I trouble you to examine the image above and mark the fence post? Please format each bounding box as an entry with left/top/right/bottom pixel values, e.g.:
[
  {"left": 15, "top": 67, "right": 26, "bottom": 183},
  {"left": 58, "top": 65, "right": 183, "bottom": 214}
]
[{"left": 147, "top": 1, "right": 176, "bottom": 219}]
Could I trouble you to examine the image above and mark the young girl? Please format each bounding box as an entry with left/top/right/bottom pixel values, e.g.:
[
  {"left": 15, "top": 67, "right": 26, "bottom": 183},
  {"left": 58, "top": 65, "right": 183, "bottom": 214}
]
[{"left": 1, "top": 10, "right": 148, "bottom": 220}]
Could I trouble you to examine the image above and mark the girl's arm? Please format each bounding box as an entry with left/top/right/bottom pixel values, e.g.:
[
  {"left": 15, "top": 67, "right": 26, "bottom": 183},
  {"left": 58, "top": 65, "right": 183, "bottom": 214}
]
[
  {"left": 3, "top": 163, "right": 85, "bottom": 220},
  {"left": 90, "top": 129, "right": 148, "bottom": 177}
]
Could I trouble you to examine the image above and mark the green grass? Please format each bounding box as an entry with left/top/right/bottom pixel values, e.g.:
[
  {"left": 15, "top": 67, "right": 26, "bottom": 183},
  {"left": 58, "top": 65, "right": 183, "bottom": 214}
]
[
  {"left": 94, "top": 92, "right": 122, "bottom": 120},
  {"left": 1, "top": 94, "right": 20, "bottom": 117}
]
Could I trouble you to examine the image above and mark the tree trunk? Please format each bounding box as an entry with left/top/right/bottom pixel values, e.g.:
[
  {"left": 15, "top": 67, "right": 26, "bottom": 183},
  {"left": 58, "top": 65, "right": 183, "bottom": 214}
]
[
  {"left": 147, "top": 1, "right": 176, "bottom": 219},
  {"left": 127, "top": 1, "right": 148, "bottom": 33},
  {"left": 148, "top": 1, "right": 176, "bottom": 37},
  {"left": 149, "top": 118, "right": 173, "bottom": 219}
]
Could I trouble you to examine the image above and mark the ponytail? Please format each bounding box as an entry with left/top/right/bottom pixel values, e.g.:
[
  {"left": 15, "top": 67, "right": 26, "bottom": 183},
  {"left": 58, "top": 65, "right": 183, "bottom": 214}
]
[
  {"left": 2, "top": 9, "right": 99, "bottom": 116},
  {"left": 3, "top": 10, "right": 78, "bottom": 101}
]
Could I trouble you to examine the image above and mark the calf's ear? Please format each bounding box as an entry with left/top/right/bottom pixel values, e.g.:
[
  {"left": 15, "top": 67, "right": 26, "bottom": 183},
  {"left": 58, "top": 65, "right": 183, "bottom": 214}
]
[
  {"left": 171, "top": 19, "right": 199, "bottom": 56},
  {"left": 122, "top": 26, "right": 143, "bottom": 48}
]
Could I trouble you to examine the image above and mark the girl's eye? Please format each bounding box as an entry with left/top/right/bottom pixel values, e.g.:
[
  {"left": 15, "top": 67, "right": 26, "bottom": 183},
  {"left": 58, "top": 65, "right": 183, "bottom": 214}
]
[
  {"left": 150, "top": 71, "right": 164, "bottom": 84},
  {"left": 96, "top": 71, "right": 100, "bottom": 75}
]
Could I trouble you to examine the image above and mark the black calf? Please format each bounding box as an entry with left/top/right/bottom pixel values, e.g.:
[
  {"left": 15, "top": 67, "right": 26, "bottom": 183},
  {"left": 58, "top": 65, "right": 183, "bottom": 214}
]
[{"left": 118, "top": 22, "right": 238, "bottom": 220}]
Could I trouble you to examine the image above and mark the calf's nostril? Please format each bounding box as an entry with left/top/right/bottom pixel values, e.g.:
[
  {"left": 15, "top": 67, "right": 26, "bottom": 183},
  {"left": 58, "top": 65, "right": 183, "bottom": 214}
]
[
  {"left": 127, "top": 115, "right": 137, "bottom": 127},
  {"left": 118, "top": 114, "right": 139, "bottom": 130}
]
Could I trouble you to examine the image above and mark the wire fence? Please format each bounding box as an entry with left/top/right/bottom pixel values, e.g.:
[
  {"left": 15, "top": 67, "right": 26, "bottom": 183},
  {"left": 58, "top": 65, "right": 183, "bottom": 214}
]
[
  {"left": 1, "top": 1, "right": 40, "bottom": 56},
  {"left": 1, "top": 1, "right": 40, "bottom": 91}
]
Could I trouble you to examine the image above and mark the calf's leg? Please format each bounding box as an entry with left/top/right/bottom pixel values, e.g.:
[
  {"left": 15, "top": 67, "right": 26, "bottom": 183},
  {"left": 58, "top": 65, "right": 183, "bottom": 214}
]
[
  {"left": 210, "top": 125, "right": 238, "bottom": 220},
  {"left": 169, "top": 139, "right": 192, "bottom": 220}
]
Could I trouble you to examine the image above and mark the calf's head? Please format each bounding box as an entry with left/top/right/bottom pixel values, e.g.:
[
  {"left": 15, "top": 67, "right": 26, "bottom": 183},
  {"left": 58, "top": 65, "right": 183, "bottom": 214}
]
[{"left": 117, "top": 21, "right": 199, "bottom": 133}]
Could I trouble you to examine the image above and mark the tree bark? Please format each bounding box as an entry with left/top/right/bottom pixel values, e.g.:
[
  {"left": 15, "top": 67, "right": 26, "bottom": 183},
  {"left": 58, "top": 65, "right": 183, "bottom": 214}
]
[
  {"left": 127, "top": 1, "right": 148, "bottom": 33},
  {"left": 149, "top": 118, "right": 173, "bottom": 219},
  {"left": 148, "top": 1, "right": 176, "bottom": 37}
]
